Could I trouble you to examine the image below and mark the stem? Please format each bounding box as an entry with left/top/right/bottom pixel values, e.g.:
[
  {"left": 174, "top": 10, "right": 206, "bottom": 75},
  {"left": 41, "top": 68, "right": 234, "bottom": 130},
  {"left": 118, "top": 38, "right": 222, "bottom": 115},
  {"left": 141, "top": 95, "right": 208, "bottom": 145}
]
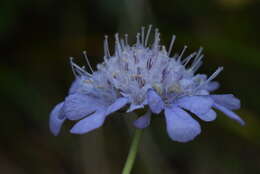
[{"left": 122, "top": 129, "right": 143, "bottom": 174}]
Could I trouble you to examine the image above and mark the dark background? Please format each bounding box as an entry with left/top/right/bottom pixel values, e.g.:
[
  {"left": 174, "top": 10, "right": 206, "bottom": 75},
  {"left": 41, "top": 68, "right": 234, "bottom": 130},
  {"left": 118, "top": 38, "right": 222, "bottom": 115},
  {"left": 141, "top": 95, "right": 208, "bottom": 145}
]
[{"left": 1, "top": 0, "right": 260, "bottom": 174}]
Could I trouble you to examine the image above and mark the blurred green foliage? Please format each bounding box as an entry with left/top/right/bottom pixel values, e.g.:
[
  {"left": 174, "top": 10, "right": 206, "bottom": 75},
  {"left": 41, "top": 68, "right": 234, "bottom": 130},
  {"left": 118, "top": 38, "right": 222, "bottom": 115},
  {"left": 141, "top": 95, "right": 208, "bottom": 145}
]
[{"left": 1, "top": 0, "right": 260, "bottom": 174}]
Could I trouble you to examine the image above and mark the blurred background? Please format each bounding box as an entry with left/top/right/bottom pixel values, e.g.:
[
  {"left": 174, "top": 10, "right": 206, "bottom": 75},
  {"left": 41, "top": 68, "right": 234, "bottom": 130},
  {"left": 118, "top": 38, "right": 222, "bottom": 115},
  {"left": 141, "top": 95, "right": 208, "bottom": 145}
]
[{"left": 1, "top": 0, "right": 260, "bottom": 174}]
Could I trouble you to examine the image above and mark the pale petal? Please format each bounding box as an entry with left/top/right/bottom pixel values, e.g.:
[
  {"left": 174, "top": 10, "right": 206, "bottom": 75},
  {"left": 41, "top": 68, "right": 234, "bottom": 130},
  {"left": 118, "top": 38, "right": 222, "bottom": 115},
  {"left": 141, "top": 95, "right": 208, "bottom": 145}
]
[
  {"left": 198, "top": 109, "right": 217, "bottom": 122},
  {"left": 133, "top": 110, "right": 151, "bottom": 129},
  {"left": 127, "top": 103, "right": 145, "bottom": 113},
  {"left": 69, "top": 78, "right": 81, "bottom": 94},
  {"left": 49, "top": 102, "right": 66, "bottom": 136},
  {"left": 164, "top": 106, "right": 201, "bottom": 143},
  {"left": 63, "top": 93, "right": 101, "bottom": 120},
  {"left": 176, "top": 96, "right": 214, "bottom": 115},
  {"left": 206, "top": 81, "right": 220, "bottom": 91},
  {"left": 213, "top": 103, "right": 245, "bottom": 125},
  {"left": 106, "top": 97, "right": 128, "bottom": 115},
  {"left": 147, "top": 89, "right": 164, "bottom": 114},
  {"left": 70, "top": 110, "right": 107, "bottom": 134},
  {"left": 211, "top": 94, "right": 240, "bottom": 110}
]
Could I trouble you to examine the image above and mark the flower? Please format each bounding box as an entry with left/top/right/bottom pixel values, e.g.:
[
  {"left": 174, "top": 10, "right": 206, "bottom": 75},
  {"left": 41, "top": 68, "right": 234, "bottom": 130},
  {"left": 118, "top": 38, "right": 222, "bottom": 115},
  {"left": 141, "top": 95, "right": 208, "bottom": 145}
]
[{"left": 49, "top": 26, "right": 244, "bottom": 143}]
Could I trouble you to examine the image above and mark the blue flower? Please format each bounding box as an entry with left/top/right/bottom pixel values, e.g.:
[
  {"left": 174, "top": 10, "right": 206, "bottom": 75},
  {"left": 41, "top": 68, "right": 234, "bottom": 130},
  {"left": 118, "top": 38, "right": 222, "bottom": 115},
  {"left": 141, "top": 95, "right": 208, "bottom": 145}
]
[{"left": 49, "top": 26, "right": 244, "bottom": 142}]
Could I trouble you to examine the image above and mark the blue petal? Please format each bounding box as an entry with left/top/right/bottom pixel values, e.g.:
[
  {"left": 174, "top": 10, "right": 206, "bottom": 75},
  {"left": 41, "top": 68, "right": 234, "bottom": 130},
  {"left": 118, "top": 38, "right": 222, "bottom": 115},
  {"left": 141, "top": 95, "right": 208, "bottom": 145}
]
[
  {"left": 70, "top": 110, "right": 107, "bottom": 134},
  {"left": 211, "top": 94, "right": 240, "bottom": 110},
  {"left": 213, "top": 103, "right": 245, "bottom": 125},
  {"left": 133, "top": 110, "right": 151, "bottom": 129},
  {"left": 176, "top": 96, "right": 214, "bottom": 115},
  {"left": 106, "top": 97, "right": 128, "bottom": 115},
  {"left": 206, "top": 81, "right": 220, "bottom": 91},
  {"left": 63, "top": 93, "right": 101, "bottom": 120},
  {"left": 49, "top": 102, "right": 66, "bottom": 136},
  {"left": 164, "top": 106, "right": 201, "bottom": 143},
  {"left": 69, "top": 76, "right": 90, "bottom": 94},
  {"left": 199, "top": 109, "right": 217, "bottom": 122},
  {"left": 69, "top": 78, "right": 80, "bottom": 94},
  {"left": 127, "top": 103, "right": 145, "bottom": 112},
  {"left": 147, "top": 89, "right": 164, "bottom": 114}
]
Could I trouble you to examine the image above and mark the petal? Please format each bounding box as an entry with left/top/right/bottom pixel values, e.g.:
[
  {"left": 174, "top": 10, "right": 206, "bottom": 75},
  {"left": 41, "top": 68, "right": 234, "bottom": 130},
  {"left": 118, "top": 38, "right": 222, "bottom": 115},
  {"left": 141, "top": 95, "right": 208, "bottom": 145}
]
[
  {"left": 164, "top": 106, "right": 201, "bottom": 143},
  {"left": 49, "top": 102, "right": 66, "bottom": 136},
  {"left": 206, "top": 81, "right": 220, "bottom": 91},
  {"left": 198, "top": 109, "right": 217, "bottom": 122},
  {"left": 133, "top": 110, "right": 151, "bottom": 129},
  {"left": 106, "top": 97, "right": 128, "bottom": 115},
  {"left": 211, "top": 94, "right": 240, "bottom": 110},
  {"left": 147, "top": 89, "right": 164, "bottom": 114},
  {"left": 127, "top": 103, "right": 145, "bottom": 113},
  {"left": 69, "top": 76, "right": 91, "bottom": 94},
  {"left": 176, "top": 96, "right": 214, "bottom": 115},
  {"left": 63, "top": 93, "right": 102, "bottom": 120},
  {"left": 213, "top": 103, "right": 245, "bottom": 125},
  {"left": 70, "top": 110, "right": 107, "bottom": 134},
  {"left": 69, "top": 78, "right": 81, "bottom": 94}
]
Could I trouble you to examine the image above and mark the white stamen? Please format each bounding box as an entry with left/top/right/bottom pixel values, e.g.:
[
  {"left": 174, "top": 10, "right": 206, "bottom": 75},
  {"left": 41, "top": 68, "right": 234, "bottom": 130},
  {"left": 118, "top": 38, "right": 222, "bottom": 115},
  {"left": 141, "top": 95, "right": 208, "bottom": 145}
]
[
  {"left": 136, "top": 32, "right": 141, "bottom": 46},
  {"left": 145, "top": 25, "right": 152, "bottom": 47},
  {"left": 141, "top": 26, "right": 145, "bottom": 46},
  {"left": 177, "top": 45, "right": 187, "bottom": 61},
  {"left": 152, "top": 28, "right": 160, "bottom": 50},
  {"left": 190, "top": 55, "right": 204, "bottom": 71},
  {"left": 83, "top": 51, "right": 94, "bottom": 73},
  {"left": 104, "top": 35, "right": 111, "bottom": 59},
  {"left": 115, "top": 33, "right": 122, "bottom": 56},
  {"left": 70, "top": 57, "right": 92, "bottom": 76},
  {"left": 182, "top": 52, "right": 196, "bottom": 66},
  {"left": 168, "top": 35, "right": 176, "bottom": 56},
  {"left": 124, "top": 34, "right": 129, "bottom": 47},
  {"left": 206, "top": 67, "right": 223, "bottom": 83}
]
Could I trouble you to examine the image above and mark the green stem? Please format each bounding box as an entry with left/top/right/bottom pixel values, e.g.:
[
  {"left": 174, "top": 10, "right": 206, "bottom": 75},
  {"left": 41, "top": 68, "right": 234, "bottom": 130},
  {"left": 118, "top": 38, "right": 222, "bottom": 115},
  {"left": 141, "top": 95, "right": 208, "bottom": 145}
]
[{"left": 122, "top": 129, "right": 143, "bottom": 174}]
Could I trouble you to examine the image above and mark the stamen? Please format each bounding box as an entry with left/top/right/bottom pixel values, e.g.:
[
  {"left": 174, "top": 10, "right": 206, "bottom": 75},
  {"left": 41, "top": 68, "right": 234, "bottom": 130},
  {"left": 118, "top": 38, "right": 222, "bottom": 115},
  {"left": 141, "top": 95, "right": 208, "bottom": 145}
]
[
  {"left": 190, "top": 55, "right": 204, "bottom": 72},
  {"left": 136, "top": 32, "right": 141, "bottom": 47},
  {"left": 206, "top": 67, "right": 223, "bottom": 83},
  {"left": 115, "top": 33, "right": 122, "bottom": 56},
  {"left": 182, "top": 52, "right": 196, "bottom": 66},
  {"left": 70, "top": 57, "right": 91, "bottom": 77},
  {"left": 141, "top": 26, "right": 145, "bottom": 46},
  {"left": 70, "top": 57, "right": 77, "bottom": 77},
  {"left": 162, "top": 46, "right": 167, "bottom": 54},
  {"left": 120, "top": 39, "right": 125, "bottom": 50},
  {"left": 177, "top": 45, "right": 187, "bottom": 61},
  {"left": 192, "top": 47, "right": 203, "bottom": 64},
  {"left": 145, "top": 25, "right": 152, "bottom": 47},
  {"left": 83, "top": 51, "right": 94, "bottom": 73},
  {"left": 104, "top": 35, "right": 111, "bottom": 59},
  {"left": 168, "top": 35, "right": 176, "bottom": 56},
  {"left": 192, "top": 60, "right": 203, "bottom": 73},
  {"left": 189, "top": 47, "right": 203, "bottom": 70},
  {"left": 124, "top": 34, "right": 129, "bottom": 47},
  {"left": 152, "top": 28, "right": 160, "bottom": 50}
]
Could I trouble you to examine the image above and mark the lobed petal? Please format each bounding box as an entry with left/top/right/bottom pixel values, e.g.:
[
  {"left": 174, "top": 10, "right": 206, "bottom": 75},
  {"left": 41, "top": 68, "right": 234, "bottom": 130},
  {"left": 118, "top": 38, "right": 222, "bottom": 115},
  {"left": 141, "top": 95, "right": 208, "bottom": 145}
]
[
  {"left": 69, "top": 77, "right": 81, "bottom": 94},
  {"left": 70, "top": 109, "right": 107, "bottom": 134},
  {"left": 63, "top": 93, "right": 101, "bottom": 120},
  {"left": 106, "top": 97, "right": 128, "bottom": 115},
  {"left": 213, "top": 103, "right": 245, "bottom": 125},
  {"left": 133, "top": 110, "right": 151, "bottom": 129},
  {"left": 127, "top": 103, "right": 145, "bottom": 113},
  {"left": 176, "top": 96, "right": 214, "bottom": 115},
  {"left": 147, "top": 89, "right": 164, "bottom": 114},
  {"left": 164, "top": 106, "right": 201, "bottom": 143},
  {"left": 49, "top": 102, "right": 66, "bottom": 136},
  {"left": 211, "top": 94, "right": 240, "bottom": 110},
  {"left": 198, "top": 109, "right": 217, "bottom": 122},
  {"left": 206, "top": 81, "right": 220, "bottom": 91}
]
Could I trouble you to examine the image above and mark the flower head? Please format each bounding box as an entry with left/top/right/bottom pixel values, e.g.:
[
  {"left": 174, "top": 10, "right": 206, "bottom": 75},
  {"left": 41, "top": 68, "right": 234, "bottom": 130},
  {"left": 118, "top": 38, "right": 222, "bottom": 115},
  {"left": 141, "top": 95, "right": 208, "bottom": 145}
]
[{"left": 49, "top": 26, "right": 244, "bottom": 142}]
